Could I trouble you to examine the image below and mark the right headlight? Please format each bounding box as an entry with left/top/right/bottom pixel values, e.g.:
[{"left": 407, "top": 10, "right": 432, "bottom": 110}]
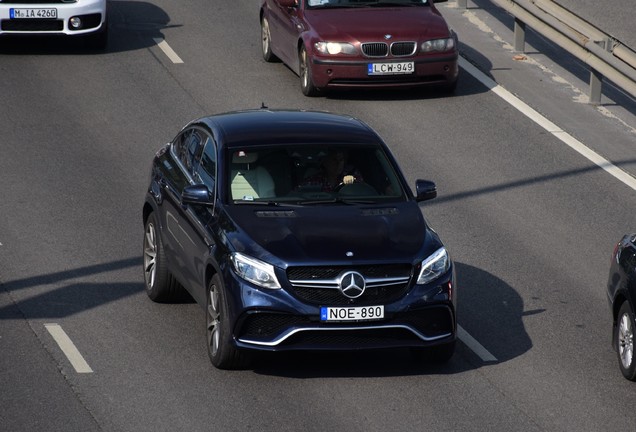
[
  {"left": 416, "top": 247, "right": 450, "bottom": 285},
  {"left": 230, "top": 252, "right": 281, "bottom": 289},
  {"left": 314, "top": 41, "right": 357, "bottom": 55}
]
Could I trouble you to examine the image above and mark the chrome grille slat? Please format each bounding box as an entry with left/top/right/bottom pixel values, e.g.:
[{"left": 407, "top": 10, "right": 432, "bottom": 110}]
[
  {"left": 361, "top": 42, "right": 388, "bottom": 57},
  {"left": 362, "top": 41, "right": 417, "bottom": 58},
  {"left": 391, "top": 41, "right": 417, "bottom": 56},
  {"left": 286, "top": 264, "right": 413, "bottom": 306}
]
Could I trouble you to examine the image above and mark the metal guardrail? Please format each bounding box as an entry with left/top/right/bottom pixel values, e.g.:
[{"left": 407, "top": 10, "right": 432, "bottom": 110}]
[{"left": 456, "top": 0, "right": 636, "bottom": 104}]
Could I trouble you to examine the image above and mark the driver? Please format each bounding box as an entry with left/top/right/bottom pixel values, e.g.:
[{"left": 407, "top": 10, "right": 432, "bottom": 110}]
[{"left": 299, "top": 149, "right": 363, "bottom": 192}]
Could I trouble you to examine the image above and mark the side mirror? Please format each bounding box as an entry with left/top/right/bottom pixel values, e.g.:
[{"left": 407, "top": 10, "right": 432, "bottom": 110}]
[
  {"left": 182, "top": 184, "right": 213, "bottom": 206},
  {"left": 415, "top": 179, "right": 437, "bottom": 202},
  {"left": 278, "top": 0, "right": 297, "bottom": 7}
]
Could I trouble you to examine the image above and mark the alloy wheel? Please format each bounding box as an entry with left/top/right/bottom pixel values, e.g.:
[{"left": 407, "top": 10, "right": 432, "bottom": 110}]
[
  {"left": 143, "top": 222, "right": 157, "bottom": 289},
  {"left": 300, "top": 48, "right": 309, "bottom": 88},
  {"left": 619, "top": 312, "right": 634, "bottom": 369},
  {"left": 207, "top": 285, "right": 221, "bottom": 358},
  {"left": 262, "top": 19, "right": 270, "bottom": 56}
]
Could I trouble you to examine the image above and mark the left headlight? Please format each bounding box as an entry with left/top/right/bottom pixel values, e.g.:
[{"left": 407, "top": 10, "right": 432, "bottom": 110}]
[
  {"left": 314, "top": 41, "right": 357, "bottom": 55},
  {"left": 421, "top": 37, "right": 455, "bottom": 53},
  {"left": 416, "top": 247, "right": 451, "bottom": 285},
  {"left": 230, "top": 252, "right": 281, "bottom": 289}
]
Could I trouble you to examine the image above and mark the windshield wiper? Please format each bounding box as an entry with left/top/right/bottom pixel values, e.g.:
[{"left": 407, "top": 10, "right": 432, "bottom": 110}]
[
  {"left": 363, "top": 1, "right": 422, "bottom": 6},
  {"left": 299, "top": 198, "right": 375, "bottom": 205},
  {"left": 233, "top": 200, "right": 304, "bottom": 207},
  {"left": 311, "top": 4, "right": 365, "bottom": 8}
]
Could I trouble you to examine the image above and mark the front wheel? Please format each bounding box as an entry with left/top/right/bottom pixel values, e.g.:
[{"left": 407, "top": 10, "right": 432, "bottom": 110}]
[
  {"left": 261, "top": 16, "right": 278, "bottom": 62},
  {"left": 616, "top": 301, "right": 636, "bottom": 380},
  {"left": 206, "top": 274, "right": 251, "bottom": 369},
  {"left": 299, "top": 46, "right": 319, "bottom": 97}
]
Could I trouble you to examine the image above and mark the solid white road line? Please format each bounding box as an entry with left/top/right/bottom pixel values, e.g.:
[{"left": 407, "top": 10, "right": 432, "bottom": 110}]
[
  {"left": 153, "top": 38, "right": 184, "bottom": 64},
  {"left": 44, "top": 324, "right": 93, "bottom": 374},
  {"left": 458, "top": 324, "right": 498, "bottom": 362},
  {"left": 459, "top": 57, "right": 636, "bottom": 192}
]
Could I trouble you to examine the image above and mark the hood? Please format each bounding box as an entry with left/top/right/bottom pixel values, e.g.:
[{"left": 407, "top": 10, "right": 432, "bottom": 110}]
[
  {"left": 223, "top": 202, "right": 430, "bottom": 265},
  {"left": 304, "top": 6, "right": 450, "bottom": 41}
]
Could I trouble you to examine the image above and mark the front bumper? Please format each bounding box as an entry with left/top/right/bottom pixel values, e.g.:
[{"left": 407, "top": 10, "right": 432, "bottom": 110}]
[
  {"left": 310, "top": 53, "right": 459, "bottom": 90},
  {"left": 0, "top": 0, "right": 106, "bottom": 35},
  {"left": 224, "top": 266, "right": 457, "bottom": 352}
]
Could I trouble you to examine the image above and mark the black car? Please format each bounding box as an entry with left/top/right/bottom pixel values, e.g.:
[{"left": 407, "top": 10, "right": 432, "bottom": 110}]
[
  {"left": 142, "top": 109, "right": 456, "bottom": 369},
  {"left": 607, "top": 234, "right": 636, "bottom": 381}
]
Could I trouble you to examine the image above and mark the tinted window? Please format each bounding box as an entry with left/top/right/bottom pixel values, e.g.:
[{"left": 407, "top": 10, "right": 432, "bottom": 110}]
[
  {"left": 196, "top": 136, "right": 217, "bottom": 187},
  {"left": 173, "top": 128, "right": 204, "bottom": 175},
  {"left": 228, "top": 144, "right": 406, "bottom": 203}
]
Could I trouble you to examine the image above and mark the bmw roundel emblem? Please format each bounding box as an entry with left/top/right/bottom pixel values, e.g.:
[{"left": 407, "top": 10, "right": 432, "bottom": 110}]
[
  {"left": 339, "top": 271, "right": 366, "bottom": 299},
  {"left": 384, "top": 34, "right": 392, "bottom": 40}
]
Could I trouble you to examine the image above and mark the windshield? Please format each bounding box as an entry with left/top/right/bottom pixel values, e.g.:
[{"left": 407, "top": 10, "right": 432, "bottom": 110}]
[
  {"left": 227, "top": 144, "right": 406, "bottom": 205},
  {"left": 306, "top": 0, "right": 429, "bottom": 8}
]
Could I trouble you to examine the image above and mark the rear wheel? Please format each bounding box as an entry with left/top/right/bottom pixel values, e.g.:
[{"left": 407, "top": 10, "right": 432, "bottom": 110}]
[
  {"left": 299, "top": 46, "right": 319, "bottom": 97},
  {"left": 616, "top": 301, "right": 636, "bottom": 380},
  {"left": 261, "top": 16, "right": 278, "bottom": 62},
  {"left": 206, "top": 274, "right": 251, "bottom": 369},
  {"left": 143, "top": 213, "right": 182, "bottom": 302}
]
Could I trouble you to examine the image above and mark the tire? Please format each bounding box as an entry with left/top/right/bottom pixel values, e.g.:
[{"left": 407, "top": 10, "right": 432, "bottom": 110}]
[
  {"left": 261, "top": 16, "right": 278, "bottom": 62},
  {"left": 616, "top": 301, "right": 636, "bottom": 380},
  {"left": 411, "top": 341, "right": 455, "bottom": 364},
  {"left": 143, "top": 213, "right": 181, "bottom": 302},
  {"left": 206, "top": 274, "right": 251, "bottom": 369},
  {"left": 299, "top": 46, "right": 319, "bottom": 97}
]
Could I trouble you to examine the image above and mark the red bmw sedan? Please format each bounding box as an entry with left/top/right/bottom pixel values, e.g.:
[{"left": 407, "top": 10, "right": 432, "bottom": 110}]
[{"left": 259, "top": 0, "right": 459, "bottom": 96}]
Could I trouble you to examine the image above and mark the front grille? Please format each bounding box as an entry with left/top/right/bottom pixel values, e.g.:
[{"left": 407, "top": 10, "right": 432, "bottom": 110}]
[
  {"left": 362, "top": 41, "right": 417, "bottom": 58},
  {"left": 391, "top": 41, "right": 416, "bottom": 56},
  {"left": 287, "top": 264, "right": 412, "bottom": 306},
  {"left": 362, "top": 42, "right": 388, "bottom": 57},
  {"left": 1, "top": 19, "right": 62, "bottom": 31}
]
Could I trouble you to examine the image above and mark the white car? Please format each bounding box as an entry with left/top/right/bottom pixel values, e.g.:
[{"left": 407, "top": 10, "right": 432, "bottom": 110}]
[{"left": 0, "top": 0, "right": 108, "bottom": 49}]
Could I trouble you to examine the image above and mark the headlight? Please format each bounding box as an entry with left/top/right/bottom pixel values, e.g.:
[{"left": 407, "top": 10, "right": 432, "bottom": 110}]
[
  {"left": 416, "top": 247, "right": 450, "bottom": 285},
  {"left": 230, "top": 252, "right": 281, "bottom": 289},
  {"left": 314, "top": 41, "right": 356, "bottom": 55},
  {"left": 421, "top": 37, "right": 455, "bottom": 53}
]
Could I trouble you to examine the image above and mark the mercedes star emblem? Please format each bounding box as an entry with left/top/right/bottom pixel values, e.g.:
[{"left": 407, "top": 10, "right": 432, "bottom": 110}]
[{"left": 339, "top": 271, "right": 366, "bottom": 299}]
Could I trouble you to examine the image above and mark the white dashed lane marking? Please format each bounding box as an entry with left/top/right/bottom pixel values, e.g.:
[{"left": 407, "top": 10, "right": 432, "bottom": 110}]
[
  {"left": 153, "top": 38, "right": 184, "bottom": 64},
  {"left": 45, "top": 324, "right": 93, "bottom": 374}
]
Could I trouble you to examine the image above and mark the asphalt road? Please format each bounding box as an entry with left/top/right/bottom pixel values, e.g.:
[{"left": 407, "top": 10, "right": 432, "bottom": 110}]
[{"left": 1, "top": 1, "right": 635, "bottom": 431}]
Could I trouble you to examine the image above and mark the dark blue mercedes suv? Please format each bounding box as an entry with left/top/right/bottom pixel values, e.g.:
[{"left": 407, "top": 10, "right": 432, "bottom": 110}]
[{"left": 142, "top": 109, "right": 456, "bottom": 369}]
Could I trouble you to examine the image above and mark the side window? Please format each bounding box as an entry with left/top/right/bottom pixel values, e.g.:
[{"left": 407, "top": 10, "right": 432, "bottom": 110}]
[
  {"left": 173, "top": 128, "right": 203, "bottom": 175},
  {"left": 195, "top": 136, "right": 217, "bottom": 187}
]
